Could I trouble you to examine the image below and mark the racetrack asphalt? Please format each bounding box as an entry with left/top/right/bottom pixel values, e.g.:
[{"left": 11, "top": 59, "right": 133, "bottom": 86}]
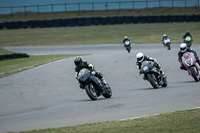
[{"left": 1, "top": 44, "right": 200, "bottom": 132}]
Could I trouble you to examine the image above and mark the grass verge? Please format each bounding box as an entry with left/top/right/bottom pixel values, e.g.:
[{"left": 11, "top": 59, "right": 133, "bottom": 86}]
[
  {"left": 0, "top": 22, "right": 200, "bottom": 46},
  {"left": 0, "top": 54, "right": 81, "bottom": 78},
  {"left": 0, "top": 46, "right": 14, "bottom": 54},
  {"left": 8, "top": 108, "right": 200, "bottom": 133}
]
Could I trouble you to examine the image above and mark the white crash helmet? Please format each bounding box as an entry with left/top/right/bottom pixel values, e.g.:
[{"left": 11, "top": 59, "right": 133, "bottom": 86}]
[
  {"left": 163, "top": 34, "right": 167, "bottom": 37},
  {"left": 180, "top": 43, "right": 187, "bottom": 52},
  {"left": 136, "top": 52, "right": 144, "bottom": 62}
]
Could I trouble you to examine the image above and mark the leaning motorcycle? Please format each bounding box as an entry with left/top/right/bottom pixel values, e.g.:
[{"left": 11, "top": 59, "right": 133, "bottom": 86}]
[
  {"left": 124, "top": 40, "right": 131, "bottom": 53},
  {"left": 184, "top": 36, "right": 192, "bottom": 49},
  {"left": 163, "top": 37, "right": 171, "bottom": 50},
  {"left": 77, "top": 68, "right": 112, "bottom": 100},
  {"left": 140, "top": 61, "right": 167, "bottom": 89},
  {"left": 181, "top": 52, "right": 200, "bottom": 82}
]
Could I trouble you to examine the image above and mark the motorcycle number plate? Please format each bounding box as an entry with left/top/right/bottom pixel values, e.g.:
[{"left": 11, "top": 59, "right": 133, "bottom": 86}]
[{"left": 186, "top": 59, "right": 192, "bottom": 66}]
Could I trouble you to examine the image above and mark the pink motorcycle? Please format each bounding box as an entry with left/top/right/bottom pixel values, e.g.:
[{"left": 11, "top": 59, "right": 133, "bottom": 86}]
[{"left": 182, "top": 52, "right": 200, "bottom": 82}]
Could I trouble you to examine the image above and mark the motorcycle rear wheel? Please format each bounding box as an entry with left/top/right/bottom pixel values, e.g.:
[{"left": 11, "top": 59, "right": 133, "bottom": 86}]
[{"left": 147, "top": 74, "right": 159, "bottom": 89}]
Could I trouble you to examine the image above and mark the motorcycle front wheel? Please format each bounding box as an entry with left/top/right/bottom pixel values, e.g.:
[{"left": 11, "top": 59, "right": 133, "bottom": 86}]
[
  {"left": 102, "top": 85, "right": 112, "bottom": 98},
  {"left": 147, "top": 74, "right": 159, "bottom": 89},
  {"left": 126, "top": 47, "right": 131, "bottom": 53},
  {"left": 190, "top": 67, "right": 199, "bottom": 82},
  {"left": 85, "top": 84, "right": 98, "bottom": 100},
  {"left": 161, "top": 78, "right": 168, "bottom": 87}
]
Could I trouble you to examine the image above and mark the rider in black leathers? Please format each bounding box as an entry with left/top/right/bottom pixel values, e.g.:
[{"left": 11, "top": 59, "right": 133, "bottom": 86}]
[
  {"left": 74, "top": 56, "right": 107, "bottom": 89},
  {"left": 183, "top": 30, "right": 193, "bottom": 42},
  {"left": 162, "top": 34, "right": 170, "bottom": 43},
  {"left": 178, "top": 43, "right": 200, "bottom": 70},
  {"left": 136, "top": 52, "right": 166, "bottom": 78},
  {"left": 162, "top": 34, "right": 171, "bottom": 50}
]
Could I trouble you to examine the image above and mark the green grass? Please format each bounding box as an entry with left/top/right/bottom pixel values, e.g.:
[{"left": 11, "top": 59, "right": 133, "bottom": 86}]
[
  {"left": 0, "top": 46, "right": 14, "bottom": 54},
  {"left": 0, "top": 7, "right": 200, "bottom": 22},
  {"left": 0, "top": 54, "right": 80, "bottom": 78},
  {"left": 0, "top": 22, "right": 200, "bottom": 46},
  {"left": 1, "top": 7, "right": 200, "bottom": 132},
  {"left": 8, "top": 108, "right": 200, "bottom": 133}
]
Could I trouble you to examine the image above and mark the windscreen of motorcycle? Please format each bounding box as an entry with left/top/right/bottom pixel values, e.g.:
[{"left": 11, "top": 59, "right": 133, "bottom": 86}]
[
  {"left": 185, "top": 36, "right": 191, "bottom": 42},
  {"left": 164, "top": 38, "right": 170, "bottom": 44},
  {"left": 125, "top": 40, "right": 130, "bottom": 45},
  {"left": 141, "top": 61, "right": 152, "bottom": 72},
  {"left": 182, "top": 52, "right": 195, "bottom": 67},
  {"left": 78, "top": 68, "right": 90, "bottom": 82}
]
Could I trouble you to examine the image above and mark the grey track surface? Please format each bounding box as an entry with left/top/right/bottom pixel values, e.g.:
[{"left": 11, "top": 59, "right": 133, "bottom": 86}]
[{"left": 1, "top": 44, "right": 200, "bottom": 133}]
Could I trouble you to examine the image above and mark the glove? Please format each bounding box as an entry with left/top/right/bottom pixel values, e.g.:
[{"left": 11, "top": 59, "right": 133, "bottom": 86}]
[
  {"left": 79, "top": 83, "right": 84, "bottom": 90},
  {"left": 139, "top": 69, "right": 143, "bottom": 74},
  {"left": 153, "top": 62, "right": 158, "bottom": 66}
]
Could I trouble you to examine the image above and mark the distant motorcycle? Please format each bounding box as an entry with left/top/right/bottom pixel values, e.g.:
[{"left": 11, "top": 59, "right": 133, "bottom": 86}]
[
  {"left": 124, "top": 40, "right": 131, "bottom": 53},
  {"left": 140, "top": 61, "right": 167, "bottom": 89},
  {"left": 77, "top": 68, "right": 112, "bottom": 100},
  {"left": 163, "top": 37, "right": 171, "bottom": 50},
  {"left": 181, "top": 52, "right": 200, "bottom": 82},
  {"left": 184, "top": 36, "right": 193, "bottom": 49}
]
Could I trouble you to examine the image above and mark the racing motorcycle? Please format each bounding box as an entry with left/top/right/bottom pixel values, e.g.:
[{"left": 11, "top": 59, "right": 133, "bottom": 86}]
[
  {"left": 163, "top": 37, "right": 171, "bottom": 50},
  {"left": 184, "top": 36, "right": 193, "bottom": 49},
  {"left": 181, "top": 52, "right": 200, "bottom": 82},
  {"left": 140, "top": 61, "right": 167, "bottom": 89},
  {"left": 77, "top": 68, "right": 112, "bottom": 100},
  {"left": 124, "top": 40, "right": 131, "bottom": 53}
]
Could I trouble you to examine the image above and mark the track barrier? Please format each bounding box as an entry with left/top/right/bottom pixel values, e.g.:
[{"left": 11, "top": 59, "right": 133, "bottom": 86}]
[{"left": 0, "top": 15, "right": 199, "bottom": 30}]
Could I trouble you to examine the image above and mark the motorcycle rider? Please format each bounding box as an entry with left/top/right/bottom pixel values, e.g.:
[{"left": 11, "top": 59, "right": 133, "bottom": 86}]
[
  {"left": 162, "top": 34, "right": 171, "bottom": 50},
  {"left": 183, "top": 30, "right": 193, "bottom": 42},
  {"left": 136, "top": 52, "right": 166, "bottom": 78},
  {"left": 178, "top": 43, "right": 200, "bottom": 70},
  {"left": 162, "top": 34, "right": 170, "bottom": 43},
  {"left": 74, "top": 56, "right": 107, "bottom": 89},
  {"left": 123, "top": 36, "right": 131, "bottom": 47}
]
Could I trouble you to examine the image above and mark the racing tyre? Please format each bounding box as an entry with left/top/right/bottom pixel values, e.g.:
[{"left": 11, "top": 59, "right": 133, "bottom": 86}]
[
  {"left": 103, "top": 85, "right": 112, "bottom": 98},
  {"left": 147, "top": 74, "right": 159, "bottom": 89},
  {"left": 161, "top": 78, "right": 168, "bottom": 87},
  {"left": 85, "top": 84, "right": 98, "bottom": 100},
  {"left": 190, "top": 67, "right": 199, "bottom": 82}
]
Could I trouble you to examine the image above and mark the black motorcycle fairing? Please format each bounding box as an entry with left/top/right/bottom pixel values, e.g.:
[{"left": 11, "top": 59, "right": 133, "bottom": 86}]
[
  {"left": 140, "top": 61, "right": 166, "bottom": 87},
  {"left": 77, "top": 68, "right": 104, "bottom": 93}
]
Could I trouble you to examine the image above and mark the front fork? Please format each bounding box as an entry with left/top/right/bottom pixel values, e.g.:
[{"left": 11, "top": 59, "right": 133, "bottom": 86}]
[{"left": 90, "top": 75, "right": 103, "bottom": 92}]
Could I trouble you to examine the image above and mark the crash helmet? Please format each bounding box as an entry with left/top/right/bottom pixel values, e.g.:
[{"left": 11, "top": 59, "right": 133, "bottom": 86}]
[
  {"left": 136, "top": 52, "right": 145, "bottom": 62},
  {"left": 74, "top": 56, "right": 83, "bottom": 66},
  {"left": 163, "top": 34, "right": 167, "bottom": 37},
  {"left": 186, "top": 30, "right": 190, "bottom": 34},
  {"left": 180, "top": 43, "right": 187, "bottom": 52},
  {"left": 124, "top": 36, "right": 128, "bottom": 39}
]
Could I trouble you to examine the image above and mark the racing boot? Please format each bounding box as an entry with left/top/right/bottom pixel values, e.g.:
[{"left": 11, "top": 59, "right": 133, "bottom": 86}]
[
  {"left": 101, "top": 78, "right": 107, "bottom": 85},
  {"left": 160, "top": 70, "right": 166, "bottom": 79},
  {"left": 180, "top": 65, "right": 187, "bottom": 71},
  {"left": 195, "top": 62, "right": 200, "bottom": 72}
]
